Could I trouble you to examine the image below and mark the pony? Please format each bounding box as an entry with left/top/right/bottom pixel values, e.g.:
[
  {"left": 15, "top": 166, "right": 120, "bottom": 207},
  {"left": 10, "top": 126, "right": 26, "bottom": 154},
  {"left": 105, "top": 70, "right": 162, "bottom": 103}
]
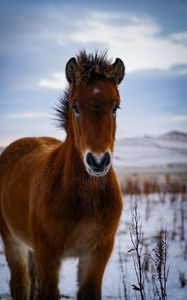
[{"left": 0, "top": 50, "right": 125, "bottom": 300}]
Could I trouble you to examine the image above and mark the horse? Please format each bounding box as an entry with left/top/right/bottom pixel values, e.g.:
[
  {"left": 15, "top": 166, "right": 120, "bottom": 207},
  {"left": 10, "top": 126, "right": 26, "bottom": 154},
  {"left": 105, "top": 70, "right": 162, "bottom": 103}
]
[{"left": 0, "top": 50, "right": 125, "bottom": 300}]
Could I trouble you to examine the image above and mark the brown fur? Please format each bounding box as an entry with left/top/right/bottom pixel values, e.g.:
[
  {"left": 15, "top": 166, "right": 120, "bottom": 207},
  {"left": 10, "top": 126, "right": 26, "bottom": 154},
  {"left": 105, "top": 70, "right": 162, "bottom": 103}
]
[{"left": 0, "top": 51, "right": 125, "bottom": 300}]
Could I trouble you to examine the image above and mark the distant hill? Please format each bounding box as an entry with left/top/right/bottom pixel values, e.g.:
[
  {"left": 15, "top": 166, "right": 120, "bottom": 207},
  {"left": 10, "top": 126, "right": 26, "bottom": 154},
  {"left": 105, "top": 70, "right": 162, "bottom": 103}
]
[
  {"left": 116, "top": 130, "right": 187, "bottom": 146},
  {"left": 114, "top": 130, "right": 187, "bottom": 176},
  {"left": 159, "top": 130, "right": 187, "bottom": 142}
]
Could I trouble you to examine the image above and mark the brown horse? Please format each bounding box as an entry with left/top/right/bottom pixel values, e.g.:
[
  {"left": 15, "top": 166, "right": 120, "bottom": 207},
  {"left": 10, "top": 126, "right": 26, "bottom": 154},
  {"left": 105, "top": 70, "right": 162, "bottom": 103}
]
[{"left": 0, "top": 51, "right": 125, "bottom": 300}]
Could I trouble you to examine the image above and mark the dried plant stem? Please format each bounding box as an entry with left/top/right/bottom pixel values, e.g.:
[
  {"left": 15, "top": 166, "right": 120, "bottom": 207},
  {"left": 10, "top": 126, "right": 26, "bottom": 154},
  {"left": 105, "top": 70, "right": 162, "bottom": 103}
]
[
  {"left": 129, "top": 199, "right": 145, "bottom": 300},
  {"left": 150, "top": 229, "right": 170, "bottom": 300}
]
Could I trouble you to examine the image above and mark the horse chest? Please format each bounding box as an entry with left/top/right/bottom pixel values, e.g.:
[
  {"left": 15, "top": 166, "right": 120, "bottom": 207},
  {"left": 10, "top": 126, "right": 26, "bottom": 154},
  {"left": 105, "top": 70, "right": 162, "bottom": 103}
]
[{"left": 64, "top": 219, "right": 105, "bottom": 257}]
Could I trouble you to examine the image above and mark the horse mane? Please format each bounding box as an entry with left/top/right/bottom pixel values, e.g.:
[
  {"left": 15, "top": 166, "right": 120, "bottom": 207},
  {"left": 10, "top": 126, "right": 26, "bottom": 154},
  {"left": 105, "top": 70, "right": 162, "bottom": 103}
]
[
  {"left": 55, "top": 50, "right": 114, "bottom": 131},
  {"left": 76, "top": 50, "right": 113, "bottom": 85},
  {"left": 55, "top": 87, "right": 70, "bottom": 132}
]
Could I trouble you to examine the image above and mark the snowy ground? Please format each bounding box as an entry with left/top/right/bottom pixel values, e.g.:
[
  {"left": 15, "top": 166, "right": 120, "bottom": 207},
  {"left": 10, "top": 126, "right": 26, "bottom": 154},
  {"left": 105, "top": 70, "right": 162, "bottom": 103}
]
[
  {"left": 1, "top": 192, "right": 187, "bottom": 300},
  {"left": 1, "top": 132, "right": 187, "bottom": 299},
  {"left": 113, "top": 132, "right": 187, "bottom": 179}
]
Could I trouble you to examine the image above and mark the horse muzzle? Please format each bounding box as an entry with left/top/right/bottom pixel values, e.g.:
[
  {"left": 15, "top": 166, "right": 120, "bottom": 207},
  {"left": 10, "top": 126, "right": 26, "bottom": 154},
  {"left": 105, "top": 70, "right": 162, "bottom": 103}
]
[{"left": 84, "top": 150, "right": 112, "bottom": 177}]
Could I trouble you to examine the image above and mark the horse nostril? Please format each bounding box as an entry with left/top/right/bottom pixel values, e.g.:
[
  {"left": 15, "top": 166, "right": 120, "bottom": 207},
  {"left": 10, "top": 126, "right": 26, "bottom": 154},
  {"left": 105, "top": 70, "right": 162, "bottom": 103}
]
[
  {"left": 86, "top": 152, "right": 95, "bottom": 169},
  {"left": 101, "top": 152, "right": 111, "bottom": 168}
]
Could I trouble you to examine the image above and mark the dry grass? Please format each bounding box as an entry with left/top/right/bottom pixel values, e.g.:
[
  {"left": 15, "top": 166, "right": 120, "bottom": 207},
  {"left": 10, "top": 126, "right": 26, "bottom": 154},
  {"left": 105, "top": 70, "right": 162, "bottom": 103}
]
[
  {"left": 119, "top": 174, "right": 187, "bottom": 299},
  {"left": 121, "top": 174, "right": 187, "bottom": 196}
]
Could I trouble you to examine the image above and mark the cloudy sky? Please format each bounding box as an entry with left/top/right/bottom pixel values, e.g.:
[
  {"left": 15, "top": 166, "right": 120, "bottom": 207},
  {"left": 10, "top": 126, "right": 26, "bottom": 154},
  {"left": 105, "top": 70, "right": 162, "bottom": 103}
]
[{"left": 0, "top": 0, "right": 187, "bottom": 145}]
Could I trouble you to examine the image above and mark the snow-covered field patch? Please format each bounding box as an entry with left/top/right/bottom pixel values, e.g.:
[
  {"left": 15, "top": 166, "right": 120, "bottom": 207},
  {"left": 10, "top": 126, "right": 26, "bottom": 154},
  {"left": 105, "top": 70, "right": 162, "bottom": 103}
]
[{"left": 1, "top": 192, "right": 187, "bottom": 299}]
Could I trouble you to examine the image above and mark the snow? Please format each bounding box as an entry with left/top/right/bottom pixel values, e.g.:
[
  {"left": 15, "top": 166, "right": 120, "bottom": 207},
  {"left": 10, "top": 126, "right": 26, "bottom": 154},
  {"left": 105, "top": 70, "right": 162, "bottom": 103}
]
[
  {"left": 1, "top": 131, "right": 187, "bottom": 299},
  {"left": 1, "top": 193, "right": 187, "bottom": 299},
  {"left": 117, "top": 194, "right": 187, "bottom": 300},
  {"left": 113, "top": 135, "right": 187, "bottom": 168}
]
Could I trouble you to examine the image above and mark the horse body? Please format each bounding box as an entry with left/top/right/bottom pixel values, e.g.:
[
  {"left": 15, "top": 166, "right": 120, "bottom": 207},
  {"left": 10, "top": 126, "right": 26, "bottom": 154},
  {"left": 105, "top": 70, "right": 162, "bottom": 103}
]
[{"left": 0, "top": 51, "right": 125, "bottom": 300}]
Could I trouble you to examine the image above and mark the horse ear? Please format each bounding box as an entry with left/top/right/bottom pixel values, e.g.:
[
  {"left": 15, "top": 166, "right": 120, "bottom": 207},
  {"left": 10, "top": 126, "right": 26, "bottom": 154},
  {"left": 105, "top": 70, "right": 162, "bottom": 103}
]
[
  {"left": 113, "top": 58, "right": 125, "bottom": 84},
  {"left": 65, "top": 57, "right": 77, "bottom": 84}
]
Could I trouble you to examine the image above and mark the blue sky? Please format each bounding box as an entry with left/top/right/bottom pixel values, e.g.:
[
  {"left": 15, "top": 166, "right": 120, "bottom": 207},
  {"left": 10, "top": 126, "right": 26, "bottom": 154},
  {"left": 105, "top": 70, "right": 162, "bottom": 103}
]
[{"left": 0, "top": 0, "right": 187, "bottom": 145}]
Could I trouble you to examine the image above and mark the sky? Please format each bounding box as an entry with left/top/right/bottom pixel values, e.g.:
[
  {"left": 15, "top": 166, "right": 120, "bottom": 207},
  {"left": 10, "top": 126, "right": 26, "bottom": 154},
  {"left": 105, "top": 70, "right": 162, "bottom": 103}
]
[{"left": 0, "top": 0, "right": 187, "bottom": 145}]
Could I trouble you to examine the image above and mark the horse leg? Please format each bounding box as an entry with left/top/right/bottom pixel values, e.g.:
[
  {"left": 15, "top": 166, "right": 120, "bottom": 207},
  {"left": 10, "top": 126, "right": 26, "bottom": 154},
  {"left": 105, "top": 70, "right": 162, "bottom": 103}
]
[
  {"left": 1, "top": 229, "right": 30, "bottom": 300},
  {"left": 34, "top": 247, "right": 61, "bottom": 300},
  {"left": 28, "top": 251, "right": 38, "bottom": 300},
  {"left": 77, "top": 239, "right": 114, "bottom": 300}
]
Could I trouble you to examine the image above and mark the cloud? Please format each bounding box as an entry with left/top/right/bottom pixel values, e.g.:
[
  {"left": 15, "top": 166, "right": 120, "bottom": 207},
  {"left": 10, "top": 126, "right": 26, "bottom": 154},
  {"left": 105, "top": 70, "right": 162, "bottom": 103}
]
[
  {"left": 171, "top": 115, "right": 187, "bottom": 122},
  {"left": 1, "top": 4, "right": 187, "bottom": 87},
  {"left": 169, "top": 31, "right": 187, "bottom": 46},
  {"left": 1, "top": 1, "right": 187, "bottom": 140},
  {"left": 68, "top": 11, "right": 187, "bottom": 72},
  {"left": 169, "top": 64, "right": 187, "bottom": 75},
  {"left": 160, "top": 115, "right": 187, "bottom": 123},
  {"left": 39, "top": 72, "right": 67, "bottom": 89},
  {"left": 7, "top": 112, "right": 48, "bottom": 119}
]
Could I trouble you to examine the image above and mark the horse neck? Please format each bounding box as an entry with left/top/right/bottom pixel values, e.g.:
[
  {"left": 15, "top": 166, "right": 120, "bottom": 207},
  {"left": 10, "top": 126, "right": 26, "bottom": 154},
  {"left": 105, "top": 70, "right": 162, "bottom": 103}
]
[
  {"left": 63, "top": 133, "right": 84, "bottom": 174},
  {"left": 46, "top": 132, "right": 114, "bottom": 214}
]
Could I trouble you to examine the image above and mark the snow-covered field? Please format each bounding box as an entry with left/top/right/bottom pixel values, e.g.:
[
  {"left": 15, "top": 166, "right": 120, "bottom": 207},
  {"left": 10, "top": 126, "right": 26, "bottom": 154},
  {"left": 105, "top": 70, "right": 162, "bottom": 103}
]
[
  {"left": 1, "top": 193, "right": 187, "bottom": 299},
  {"left": 114, "top": 131, "right": 187, "bottom": 178},
  {"left": 0, "top": 131, "right": 187, "bottom": 299}
]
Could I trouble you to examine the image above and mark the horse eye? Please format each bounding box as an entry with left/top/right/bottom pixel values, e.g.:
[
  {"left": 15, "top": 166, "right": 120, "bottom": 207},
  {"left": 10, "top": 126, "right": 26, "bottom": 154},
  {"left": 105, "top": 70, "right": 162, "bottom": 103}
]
[
  {"left": 71, "top": 103, "right": 80, "bottom": 116},
  {"left": 112, "top": 105, "right": 121, "bottom": 115}
]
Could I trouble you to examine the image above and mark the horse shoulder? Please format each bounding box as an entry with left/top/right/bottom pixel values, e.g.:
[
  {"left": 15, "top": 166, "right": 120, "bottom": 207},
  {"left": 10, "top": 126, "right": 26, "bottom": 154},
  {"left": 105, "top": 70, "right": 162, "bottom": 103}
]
[{"left": 0, "top": 137, "right": 63, "bottom": 245}]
